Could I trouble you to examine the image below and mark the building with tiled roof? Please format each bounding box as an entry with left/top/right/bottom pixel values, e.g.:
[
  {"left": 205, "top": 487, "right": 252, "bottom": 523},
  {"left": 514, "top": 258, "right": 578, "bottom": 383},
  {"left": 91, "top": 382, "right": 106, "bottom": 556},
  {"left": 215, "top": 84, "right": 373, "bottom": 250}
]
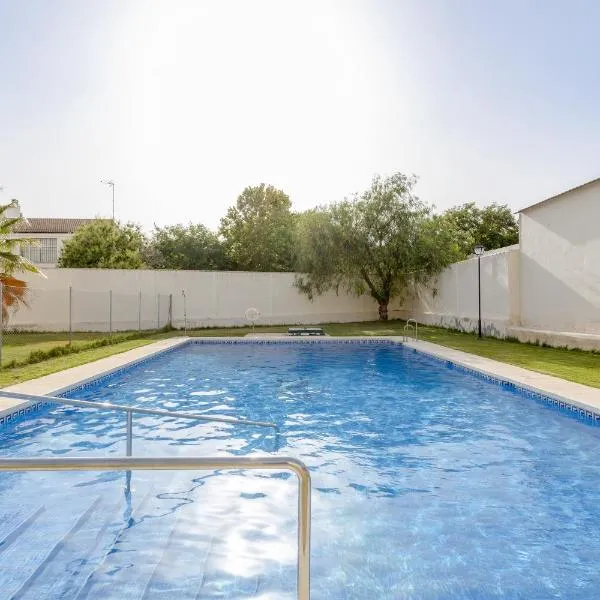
[
  {"left": 6, "top": 200, "right": 96, "bottom": 267},
  {"left": 14, "top": 218, "right": 96, "bottom": 235}
]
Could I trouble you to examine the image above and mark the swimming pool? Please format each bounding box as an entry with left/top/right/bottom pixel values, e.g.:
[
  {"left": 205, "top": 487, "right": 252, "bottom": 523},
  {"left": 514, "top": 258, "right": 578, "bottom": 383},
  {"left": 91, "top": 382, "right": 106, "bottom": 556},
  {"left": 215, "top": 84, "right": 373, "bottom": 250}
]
[{"left": 1, "top": 340, "right": 600, "bottom": 599}]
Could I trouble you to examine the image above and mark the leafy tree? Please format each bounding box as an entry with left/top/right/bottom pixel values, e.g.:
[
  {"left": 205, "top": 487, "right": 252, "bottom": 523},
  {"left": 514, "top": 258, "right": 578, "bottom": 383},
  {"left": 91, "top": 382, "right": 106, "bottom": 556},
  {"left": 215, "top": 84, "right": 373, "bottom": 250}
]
[
  {"left": 219, "top": 184, "right": 295, "bottom": 271},
  {"left": 441, "top": 202, "right": 518, "bottom": 258},
  {"left": 144, "top": 223, "right": 227, "bottom": 270},
  {"left": 0, "top": 201, "right": 45, "bottom": 322},
  {"left": 58, "top": 219, "right": 146, "bottom": 269},
  {"left": 294, "top": 173, "right": 459, "bottom": 320}
]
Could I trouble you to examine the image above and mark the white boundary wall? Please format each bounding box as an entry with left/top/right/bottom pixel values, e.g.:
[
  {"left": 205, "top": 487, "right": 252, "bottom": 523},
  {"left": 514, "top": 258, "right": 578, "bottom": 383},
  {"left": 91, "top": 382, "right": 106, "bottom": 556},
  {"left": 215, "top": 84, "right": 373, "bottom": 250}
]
[
  {"left": 392, "top": 246, "right": 520, "bottom": 337},
  {"left": 10, "top": 249, "right": 518, "bottom": 335},
  {"left": 7, "top": 237, "right": 600, "bottom": 351},
  {"left": 12, "top": 269, "right": 379, "bottom": 331}
]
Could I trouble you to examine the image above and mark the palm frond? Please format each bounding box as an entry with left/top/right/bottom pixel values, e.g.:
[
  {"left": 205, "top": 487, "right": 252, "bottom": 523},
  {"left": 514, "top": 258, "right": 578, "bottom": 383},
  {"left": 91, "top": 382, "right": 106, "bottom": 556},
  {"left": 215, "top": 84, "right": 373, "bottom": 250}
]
[{"left": 0, "top": 276, "right": 30, "bottom": 323}]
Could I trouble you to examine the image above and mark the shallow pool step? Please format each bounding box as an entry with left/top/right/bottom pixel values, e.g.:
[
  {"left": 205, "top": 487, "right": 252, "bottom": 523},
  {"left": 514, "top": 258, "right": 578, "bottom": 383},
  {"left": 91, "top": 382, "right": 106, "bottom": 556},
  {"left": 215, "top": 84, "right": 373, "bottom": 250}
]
[
  {"left": 0, "top": 504, "right": 44, "bottom": 553},
  {"left": 139, "top": 508, "right": 217, "bottom": 598},
  {"left": 76, "top": 473, "right": 189, "bottom": 600},
  {"left": 0, "top": 497, "right": 102, "bottom": 599},
  {"left": 73, "top": 481, "right": 162, "bottom": 600},
  {"left": 12, "top": 494, "right": 127, "bottom": 600},
  {"left": 141, "top": 489, "right": 273, "bottom": 599}
]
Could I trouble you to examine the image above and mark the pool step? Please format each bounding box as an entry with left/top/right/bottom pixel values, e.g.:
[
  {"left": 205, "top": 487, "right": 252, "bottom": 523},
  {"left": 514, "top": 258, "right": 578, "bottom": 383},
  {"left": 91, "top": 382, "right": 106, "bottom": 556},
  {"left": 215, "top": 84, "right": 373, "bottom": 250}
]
[
  {"left": 140, "top": 506, "right": 216, "bottom": 598},
  {"left": 13, "top": 494, "right": 126, "bottom": 600},
  {"left": 0, "top": 497, "right": 101, "bottom": 599},
  {"left": 73, "top": 481, "right": 162, "bottom": 599},
  {"left": 75, "top": 473, "right": 187, "bottom": 600},
  {"left": 141, "top": 488, "right": 270, "bottom": 599},
  {"left": 0, "top": 504, "right": 44, "bottom": 554}
]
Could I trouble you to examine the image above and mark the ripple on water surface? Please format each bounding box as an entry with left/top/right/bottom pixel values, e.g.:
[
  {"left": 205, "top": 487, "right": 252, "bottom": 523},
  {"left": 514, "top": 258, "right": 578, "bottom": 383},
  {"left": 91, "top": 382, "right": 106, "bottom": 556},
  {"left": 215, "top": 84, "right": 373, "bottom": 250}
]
[{"left": 1, "top": 342, "right": 600, "bottom": 599}]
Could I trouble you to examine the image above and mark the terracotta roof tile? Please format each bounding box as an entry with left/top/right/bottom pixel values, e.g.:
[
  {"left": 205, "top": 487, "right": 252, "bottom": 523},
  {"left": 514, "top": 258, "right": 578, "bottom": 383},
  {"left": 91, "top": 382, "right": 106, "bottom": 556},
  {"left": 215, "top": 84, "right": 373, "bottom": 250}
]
[{"left": 13, "top": 218, "right": 97, "bottom": 234}]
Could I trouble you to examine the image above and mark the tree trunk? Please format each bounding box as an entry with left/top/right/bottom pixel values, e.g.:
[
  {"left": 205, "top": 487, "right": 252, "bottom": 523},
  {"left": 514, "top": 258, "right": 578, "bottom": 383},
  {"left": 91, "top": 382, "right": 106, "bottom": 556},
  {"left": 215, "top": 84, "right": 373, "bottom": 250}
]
[{"left": 378, "top": 301, "right": 389, "bottom": 321}]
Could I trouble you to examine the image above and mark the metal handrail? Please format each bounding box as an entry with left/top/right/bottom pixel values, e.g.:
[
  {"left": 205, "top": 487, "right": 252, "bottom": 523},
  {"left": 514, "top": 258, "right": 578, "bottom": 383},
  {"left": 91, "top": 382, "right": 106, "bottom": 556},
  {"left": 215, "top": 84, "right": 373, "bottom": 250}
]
[
  {"left": 403, "top": 318, "right": 418, "bottom": 342},
  {"left": 0, "top": 456, "right": 311, "bottom": 600},
  {"left": 0, "top": 390, "right": 277, "bottom": 457},
  {"left": 0, "top": 390, "right": 276, "bottom": 429}
]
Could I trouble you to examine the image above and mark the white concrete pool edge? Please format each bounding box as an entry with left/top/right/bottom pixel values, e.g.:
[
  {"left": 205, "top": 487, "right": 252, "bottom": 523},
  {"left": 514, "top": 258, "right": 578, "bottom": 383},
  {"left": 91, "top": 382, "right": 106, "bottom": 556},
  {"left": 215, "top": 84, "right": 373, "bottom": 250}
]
[
  {"left": 0, "top": 337, "right": 190, "bottom": 419},
  {"left": 1, "top": 334, "right": 600, "bottom": 421}
]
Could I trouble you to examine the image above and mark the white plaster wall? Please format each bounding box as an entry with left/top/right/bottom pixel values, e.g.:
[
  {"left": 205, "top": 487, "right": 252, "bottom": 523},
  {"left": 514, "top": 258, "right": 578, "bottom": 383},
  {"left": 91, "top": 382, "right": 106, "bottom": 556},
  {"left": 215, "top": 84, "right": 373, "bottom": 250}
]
[
  {"left": 519, "top": 180, "right": 600, "bottom": 334},
  {"left": 7, "top": 269, "right": 378, "bottom": 331},
  {"left": 392, "top": 246, "right": 519, "bottom": 337}
]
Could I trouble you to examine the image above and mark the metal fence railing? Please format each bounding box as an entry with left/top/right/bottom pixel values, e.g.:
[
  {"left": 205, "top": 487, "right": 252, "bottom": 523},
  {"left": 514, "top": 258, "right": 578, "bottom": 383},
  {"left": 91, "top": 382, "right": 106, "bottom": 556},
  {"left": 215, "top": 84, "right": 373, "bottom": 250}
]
[{"left": 0, "top": 282, "right": 176, "bottom": 368}]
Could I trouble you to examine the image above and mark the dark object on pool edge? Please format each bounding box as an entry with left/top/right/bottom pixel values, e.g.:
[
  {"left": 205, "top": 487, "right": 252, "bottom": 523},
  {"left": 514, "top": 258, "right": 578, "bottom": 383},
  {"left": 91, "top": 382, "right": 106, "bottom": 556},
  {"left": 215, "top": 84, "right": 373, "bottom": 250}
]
[{"left": 288, "top": 327, "right": 325, "bottom": 336}]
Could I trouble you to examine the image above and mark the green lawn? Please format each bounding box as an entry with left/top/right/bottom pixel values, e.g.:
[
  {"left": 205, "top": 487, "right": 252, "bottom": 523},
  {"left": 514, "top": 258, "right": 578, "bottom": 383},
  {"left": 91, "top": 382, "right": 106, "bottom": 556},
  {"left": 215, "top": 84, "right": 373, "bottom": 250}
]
[
  {"left": 1, "top": 332, "right": 118, "bottom": 364},
  {"left": 1, "top": 321, "right": 600, "bottom": 389},
  {"left": 0, "top": 339, "right": 153, "bottom": 387}
]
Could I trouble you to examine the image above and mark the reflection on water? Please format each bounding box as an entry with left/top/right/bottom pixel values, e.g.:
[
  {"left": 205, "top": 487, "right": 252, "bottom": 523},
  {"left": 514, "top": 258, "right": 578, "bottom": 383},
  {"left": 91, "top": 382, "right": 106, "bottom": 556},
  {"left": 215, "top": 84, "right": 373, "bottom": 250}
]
[{"left": 0, "top": 342, "right": 600, "bottom": 598}]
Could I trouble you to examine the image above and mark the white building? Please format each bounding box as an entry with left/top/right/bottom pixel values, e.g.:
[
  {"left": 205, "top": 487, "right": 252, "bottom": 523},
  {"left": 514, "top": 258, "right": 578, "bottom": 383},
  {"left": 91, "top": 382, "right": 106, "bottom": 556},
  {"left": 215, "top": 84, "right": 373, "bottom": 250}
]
[
  {"left": 517, "top": 177, "right": 600, "bottom": 336},
  {"left": 5, "top": 200, "right": 95, "bottom": 268}
]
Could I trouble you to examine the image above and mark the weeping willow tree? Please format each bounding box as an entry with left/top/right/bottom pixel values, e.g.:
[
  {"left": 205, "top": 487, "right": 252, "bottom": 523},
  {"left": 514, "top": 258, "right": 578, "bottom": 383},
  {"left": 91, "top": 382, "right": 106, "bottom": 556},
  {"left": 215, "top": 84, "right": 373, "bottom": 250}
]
[
  {"left": 294, "top": 173, "right": 461, "bottom": 320},
  {"left": 0, "top": 202, "right": 43, "bottom": 323}
]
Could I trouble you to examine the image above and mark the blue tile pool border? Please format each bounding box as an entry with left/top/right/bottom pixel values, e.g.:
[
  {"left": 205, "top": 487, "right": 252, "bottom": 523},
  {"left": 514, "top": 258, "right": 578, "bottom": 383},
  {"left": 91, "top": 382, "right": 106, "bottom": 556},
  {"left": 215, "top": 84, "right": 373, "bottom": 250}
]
[
  {"left": 406, "top": 346, "right": 600, "bottom": 424},
  {"left": 0, "top": 401, "right": 52, "bottom": 429},
  {"left": 2, "top": 337, "right": 599, "bottom": 429},
  {"left": 55, "top": 342, "right": 188, "bottom": 398}
]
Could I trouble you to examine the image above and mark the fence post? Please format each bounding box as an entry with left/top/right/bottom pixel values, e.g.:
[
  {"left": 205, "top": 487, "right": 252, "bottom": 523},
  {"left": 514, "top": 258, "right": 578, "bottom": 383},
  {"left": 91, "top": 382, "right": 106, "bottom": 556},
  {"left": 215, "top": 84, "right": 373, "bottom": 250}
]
[
  {"left": 157, "top": 294, "right": 160, "bottom": 330},
  {"left": 138, "top": 291, "right": 142, "bottom": 333},
  {"left": 182, "top": 289, "right": 187, "bottom": 335},
  {"left": 168, "top": 294, "right": 173, "bottom": 328},
  {"left": 109, "top": 290, "right": 113, "bottom": 337},
  {"left": 68, "top": 286, "right": 73, "bottom": 345},
  {"left": 0, "top": 279, "right": 3, "bottom": 368}
]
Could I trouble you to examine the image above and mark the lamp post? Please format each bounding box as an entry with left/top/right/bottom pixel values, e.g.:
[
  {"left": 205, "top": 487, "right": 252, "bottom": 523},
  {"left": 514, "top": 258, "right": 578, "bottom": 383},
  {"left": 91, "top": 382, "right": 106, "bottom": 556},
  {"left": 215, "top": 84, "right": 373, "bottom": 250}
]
[
  {"left": 474, "top": 245, "right": 485, "bottom": 338},
  {"left": 100, "top": 180, "right": 115, "bottom": 221}
]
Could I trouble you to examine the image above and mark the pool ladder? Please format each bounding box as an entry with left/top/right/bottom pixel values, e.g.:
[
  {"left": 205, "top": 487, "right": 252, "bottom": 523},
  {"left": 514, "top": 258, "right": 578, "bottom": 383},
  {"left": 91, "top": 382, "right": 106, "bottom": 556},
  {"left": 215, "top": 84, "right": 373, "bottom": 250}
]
[
  {"left": 0, "top": 390, "right": 311, "bottom": 599},
  {"left": 403, "top": 318, "right": 418, "bottom": 342}
]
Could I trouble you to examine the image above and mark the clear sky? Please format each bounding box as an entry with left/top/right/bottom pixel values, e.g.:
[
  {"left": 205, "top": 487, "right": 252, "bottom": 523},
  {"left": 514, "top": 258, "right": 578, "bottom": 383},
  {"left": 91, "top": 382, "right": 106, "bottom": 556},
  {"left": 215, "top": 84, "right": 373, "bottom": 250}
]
[{"left": 1, "top": 0, "right": 599, "bottom": 231}]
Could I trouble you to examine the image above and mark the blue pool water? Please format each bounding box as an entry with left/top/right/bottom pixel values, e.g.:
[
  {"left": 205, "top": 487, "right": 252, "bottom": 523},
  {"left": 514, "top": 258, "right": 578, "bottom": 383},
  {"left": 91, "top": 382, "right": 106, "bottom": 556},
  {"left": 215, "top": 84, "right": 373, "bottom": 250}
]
[{"left": 1, "top": 341, "right": 600, "bottom": 599}]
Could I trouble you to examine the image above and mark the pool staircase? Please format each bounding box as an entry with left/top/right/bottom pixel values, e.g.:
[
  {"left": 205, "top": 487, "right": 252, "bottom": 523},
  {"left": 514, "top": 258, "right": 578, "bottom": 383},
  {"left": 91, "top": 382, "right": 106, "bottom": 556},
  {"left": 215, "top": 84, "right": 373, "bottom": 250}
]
[
  {"left": 0, "top": 391, "right": 311, "bottom": 599},
  {"left": 0, "top": 457, "right": 310, "bottom": 599}
]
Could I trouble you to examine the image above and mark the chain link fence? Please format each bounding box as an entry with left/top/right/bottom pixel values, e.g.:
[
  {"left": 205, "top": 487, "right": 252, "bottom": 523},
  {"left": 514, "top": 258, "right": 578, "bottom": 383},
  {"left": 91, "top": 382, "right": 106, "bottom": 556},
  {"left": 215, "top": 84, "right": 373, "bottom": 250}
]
[{"left": 0, "top": 282, "right": 176, "bottom": 368}]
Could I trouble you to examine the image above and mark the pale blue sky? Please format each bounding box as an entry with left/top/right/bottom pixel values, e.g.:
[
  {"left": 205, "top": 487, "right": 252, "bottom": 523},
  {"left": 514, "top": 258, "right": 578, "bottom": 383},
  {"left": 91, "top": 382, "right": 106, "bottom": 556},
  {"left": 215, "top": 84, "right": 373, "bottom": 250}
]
[{"left": 1, "top": 0, "right": 599, "bottom": 230}]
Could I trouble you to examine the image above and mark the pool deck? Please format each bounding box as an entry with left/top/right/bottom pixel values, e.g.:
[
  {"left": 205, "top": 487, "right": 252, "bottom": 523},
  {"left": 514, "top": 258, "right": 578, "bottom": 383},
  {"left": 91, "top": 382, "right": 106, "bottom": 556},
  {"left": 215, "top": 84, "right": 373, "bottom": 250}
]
[{"left": 1, "top": 335, "right": 600, "bottom": 421}]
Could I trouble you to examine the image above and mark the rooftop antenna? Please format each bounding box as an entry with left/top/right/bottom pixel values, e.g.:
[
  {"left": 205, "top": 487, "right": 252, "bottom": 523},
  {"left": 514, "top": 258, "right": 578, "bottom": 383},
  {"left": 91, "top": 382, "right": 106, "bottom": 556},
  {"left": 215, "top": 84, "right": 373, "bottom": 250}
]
[{"left": 100, "top": 179, "right": 115, "bottom": 221}]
